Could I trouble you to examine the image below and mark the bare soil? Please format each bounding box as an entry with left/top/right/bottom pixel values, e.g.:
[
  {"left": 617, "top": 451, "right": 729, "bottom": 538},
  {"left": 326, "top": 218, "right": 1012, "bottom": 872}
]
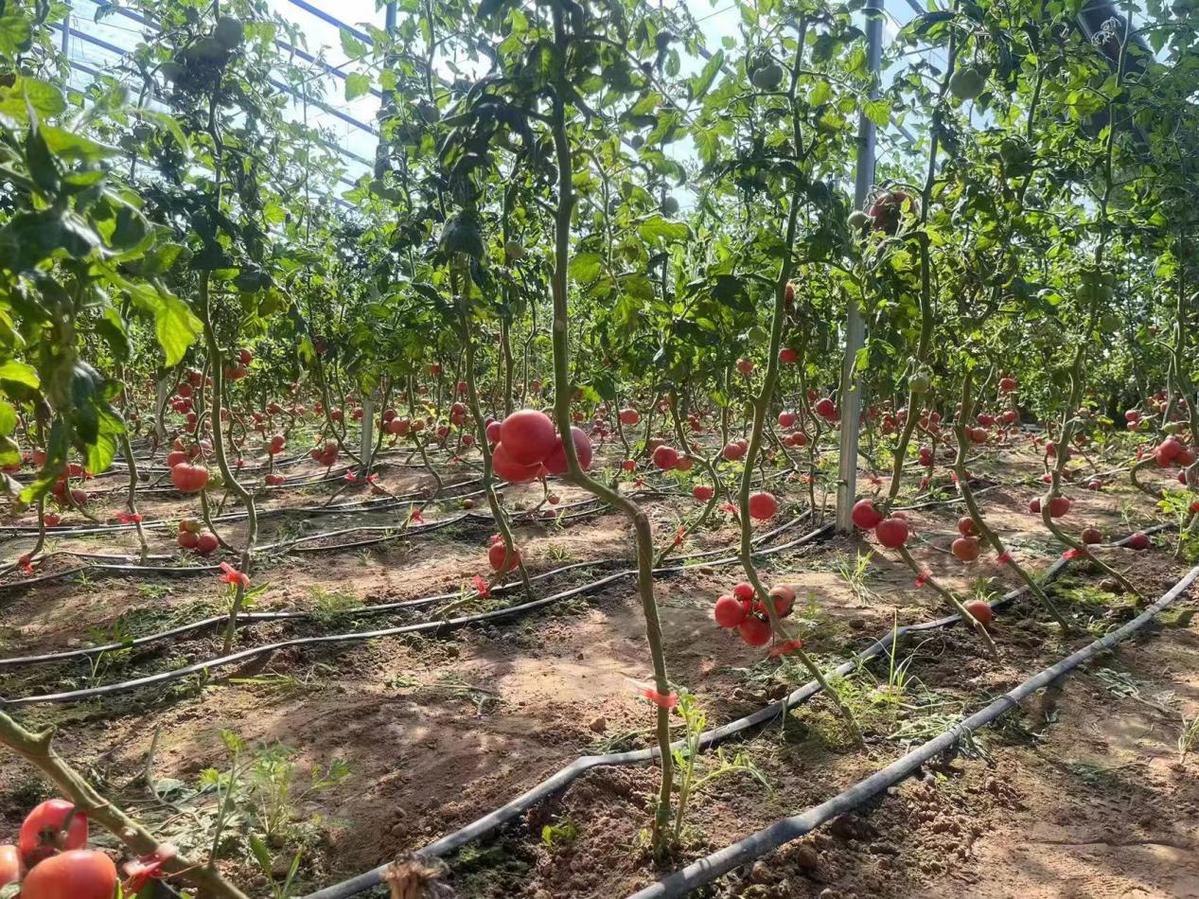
[{"left": 1, "top": 435, "right": 1196, "bottom": 899}]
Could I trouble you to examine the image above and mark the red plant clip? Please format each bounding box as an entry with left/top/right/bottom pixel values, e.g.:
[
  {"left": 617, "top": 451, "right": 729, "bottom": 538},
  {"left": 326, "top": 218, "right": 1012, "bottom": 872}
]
[
  {"left": 1062, "top": 548, "right": 1085, "bottom": 560},
  {"left": 914, "top": 570, "right": 931, "bottom": 588},
  {"left": 949, "top": 471, "right": 960, "bottom": 483},
  {"left": 641, "top": 688, "right": 679, "bottom": 710},
  {"left": 720, "top": 502, "right": 738, "bottom": 516},
  {"left": 769, "top": 638, "right": 804, "bottom": 658},
  {"left": 996, "top": 551, "right": 1012, "bottom": 566},
  {"left": 123, "top": 843, "right": 177, "bottom": 894},
  {"left": 471, "top": 574, "right": 491, "bottom": 598},
  {"left": 343, "top": 471, "right": 358, "bottom": 483},
  {"left": 18, "top": 553, "right": 33, "bottom": 575},
  {"left": 218, "top": 562, "right": 250, "bottom": 589},
  {"left": 409, "top": 507, "right": 425, "bottom": 524},
  {"left": 673, "top": 526, "right": 685, "bottom": 548},
  {"left": 116, "top": 511, "right": 142, "bottom": 524}
]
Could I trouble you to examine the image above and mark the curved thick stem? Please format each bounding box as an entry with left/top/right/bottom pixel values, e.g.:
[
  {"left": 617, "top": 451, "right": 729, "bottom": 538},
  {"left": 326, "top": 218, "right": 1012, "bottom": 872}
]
[
  {"left": 0, "top": 711, "right": 249, "bottom": 899},
  {"left": 547, "top": 4, "right": 673, "bottom": 855}
]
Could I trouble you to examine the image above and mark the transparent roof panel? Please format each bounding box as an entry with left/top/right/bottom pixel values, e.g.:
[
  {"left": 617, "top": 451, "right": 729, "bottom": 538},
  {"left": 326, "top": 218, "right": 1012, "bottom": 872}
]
[{"left": 57, "top": 0, "right": 934, "bottom": 206}]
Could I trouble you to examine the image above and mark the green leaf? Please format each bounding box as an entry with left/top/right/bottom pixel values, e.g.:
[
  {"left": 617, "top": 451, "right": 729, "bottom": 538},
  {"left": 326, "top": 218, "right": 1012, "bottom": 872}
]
[
  {"left": 125, "top": 281, "right": 204, "bottom": 366},
  {"left": 864, "top": 98, "right": 890, "bottom": 127},
  {"left": 638, "top": 215, "right": 690, "bottom": 243},
  {"left": 0, "top": 76, "right": 65, "bottom": 123},
  {"left": 910, "top": 10, "right": 955, "bottom": 35},
  {"left": 0, "top": 10, "right": 33, "bottom": 58},
  {"left": 0, "top": 359, "right": 39, "bottom": 388},
  {"left": 38, "top": 125, "right": 118, "bottom": 161},
  {"left": 690, "top": 50, "right": 723, "bottom": 101},
  {"left": 570, "top": 251, "right": 604, "bottom": 283},
  {"left": 138, "top": 109, "right": 191, "bottom": 156},
  {"left": 96, "top": 306, "right": 131, "bottom": 362},
  {"left": 85, "top": 408, "right": 123, "bottom": 475},
  {"left": 339, "top": 28, "right": 367, "bottom": 59},
  {"left": 345, "top": 72, "right": 371, "bottom": 102},
  {"left": 0, "top": 400, "right": 16, "bottom": 436}
]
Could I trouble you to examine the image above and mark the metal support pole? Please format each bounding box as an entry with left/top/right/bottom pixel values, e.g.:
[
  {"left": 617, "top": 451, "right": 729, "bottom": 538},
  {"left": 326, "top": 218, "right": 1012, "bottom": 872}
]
[
  {"left": 834, "top": 0, "right": 884, "bottom": 532},
  {"left": 359, "top": 396, "right": 375, "bottom": 478}
]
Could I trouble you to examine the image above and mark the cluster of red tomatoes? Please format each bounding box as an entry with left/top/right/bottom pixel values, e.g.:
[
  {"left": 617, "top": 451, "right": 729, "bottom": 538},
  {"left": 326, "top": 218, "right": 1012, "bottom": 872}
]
[
  {"left": 850, "top": 499, "right": 910, "bottom": 548},
  {"left": 487, "top": 409, "right": 592, "bottom": 483},
  {"left": 49, "top": 462, "right": 90, "bottom": 509},
  {"left": 175, "top": 518, "right": 218, "bottom": 555},
  {"left": 309, "top": 440, "right": 340, "bottom": 469},
  {"left": 712, "top": 582, "right": 796, "bottom": 646},
  {"left": 0, "top": 800, "right": 117, "bottom": 898}
]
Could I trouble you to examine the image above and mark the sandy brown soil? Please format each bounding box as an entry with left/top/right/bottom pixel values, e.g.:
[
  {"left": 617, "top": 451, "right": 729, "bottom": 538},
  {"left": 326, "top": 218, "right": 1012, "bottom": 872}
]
[{"left": 0, "top": 433, "right": 1195, "bottom": 899}]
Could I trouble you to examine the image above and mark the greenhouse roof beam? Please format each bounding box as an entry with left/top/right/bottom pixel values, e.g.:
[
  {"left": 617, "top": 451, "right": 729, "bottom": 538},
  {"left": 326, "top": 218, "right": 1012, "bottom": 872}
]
[
  {"left": 51, "top": 21, "right": 379, "bottom": 142},
  {"left": 109, "top": 5, "right": 383, "bottom": 100},
  {"left": 64, "top": 52, "right": 361, "bottom": 210},
  {"left": 288, "top": 0, "right": 374, "bottom": 46}
]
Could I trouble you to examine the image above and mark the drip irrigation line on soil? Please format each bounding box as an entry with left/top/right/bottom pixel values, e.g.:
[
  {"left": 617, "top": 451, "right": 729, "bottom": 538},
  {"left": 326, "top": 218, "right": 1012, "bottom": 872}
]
[
  {"left": 0, "top": 480, "right": 695, "bottom": 588},
  {"left": 296, "top": 523, "right": 1169, "bottom": 899},
  {"left": 0, "top": 513, "right": 815, "bottom": 670},
  {"left": 0, "top": 455, "right": 700, "bottom": 540},
  {"left": 0, "top": 476, "right": 486, "bottom": 539},
  {"left": 0, "top": 522, "right": 833, "bottom": 707},
  {"left": 625, "top": 557, "right": 1199, "bottom": 899},
  {"left": 0, "top": 514, "right": 477, "bottom": 587}
]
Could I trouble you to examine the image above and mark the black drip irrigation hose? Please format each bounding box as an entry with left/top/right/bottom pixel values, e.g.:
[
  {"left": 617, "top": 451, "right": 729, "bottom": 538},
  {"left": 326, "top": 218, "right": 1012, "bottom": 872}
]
[
  {"left": 0, "top": 481, "right": 694, "bottom": 589},
  {"left": 295, "top": 523, "right": 1171, "bottom": 899},
  {"left": 0, "top": 516, "right": 824, "bottom": 703},
  {"left": 626, "top": 558, "right": 1199, "bottom": 899},
  {"left": 0, "top": 476, "right": 486, "bottom": 540},
  {"left": 0, "top": 513, "right": 812, "bottom": 670},
  {"left": 0, "top": 515, "right": 474, "bottom": 591}
]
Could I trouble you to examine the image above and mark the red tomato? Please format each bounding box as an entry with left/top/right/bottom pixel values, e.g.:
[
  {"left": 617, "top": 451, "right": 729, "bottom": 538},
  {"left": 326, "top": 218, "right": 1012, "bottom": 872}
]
[
  {"left": 722, "top": 442, "right": 746, "bottom": 462},
  {"left": 738, "top": 616, "right": 771, "bottom": 647},
  {"left": 747, "top": 491, "right": 778, "bottom": 520},
  {"left": 951, "top": 536, "right": 980, "bottom": 562},
  {"left": 499, "top": 409, "right": 557, "bottom": 465},
  {"left": 19, "top": 849, "right": 116, "bottom": 899},
  {"left": 875, "top": 517, "right": 909, "bottom": 549},
  {"left": 170, "top": 463, "right": 209, "bottom": 494},
  {"left": 652, "top": 445, "right": 680, "bottom": 470},
  {"left": 850, "top": 499, "right": 882, "bottom": 530},
  {"left": 488, "top": 541, "right": 521, "bottom": 572},
  {"left": 713, "top": 594, "right": 745, "bottom": 628},
  {"left": 19, "top": 800, "right": 88, "bottom": 868},
  {"left": 768, "top": 584, "right": 796, "bottom": 618},
  {"left": 542, "top": 427, "right": 593, "bottom": 475},
  {"left": 0, "top": 844, "right": 20, "bottom": 886},
  {"left": 491, "top": 442, "right": 542, "bottom": 483},
  {"left": 963, "top": 599, "right": 993, "bottom": 628}
]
